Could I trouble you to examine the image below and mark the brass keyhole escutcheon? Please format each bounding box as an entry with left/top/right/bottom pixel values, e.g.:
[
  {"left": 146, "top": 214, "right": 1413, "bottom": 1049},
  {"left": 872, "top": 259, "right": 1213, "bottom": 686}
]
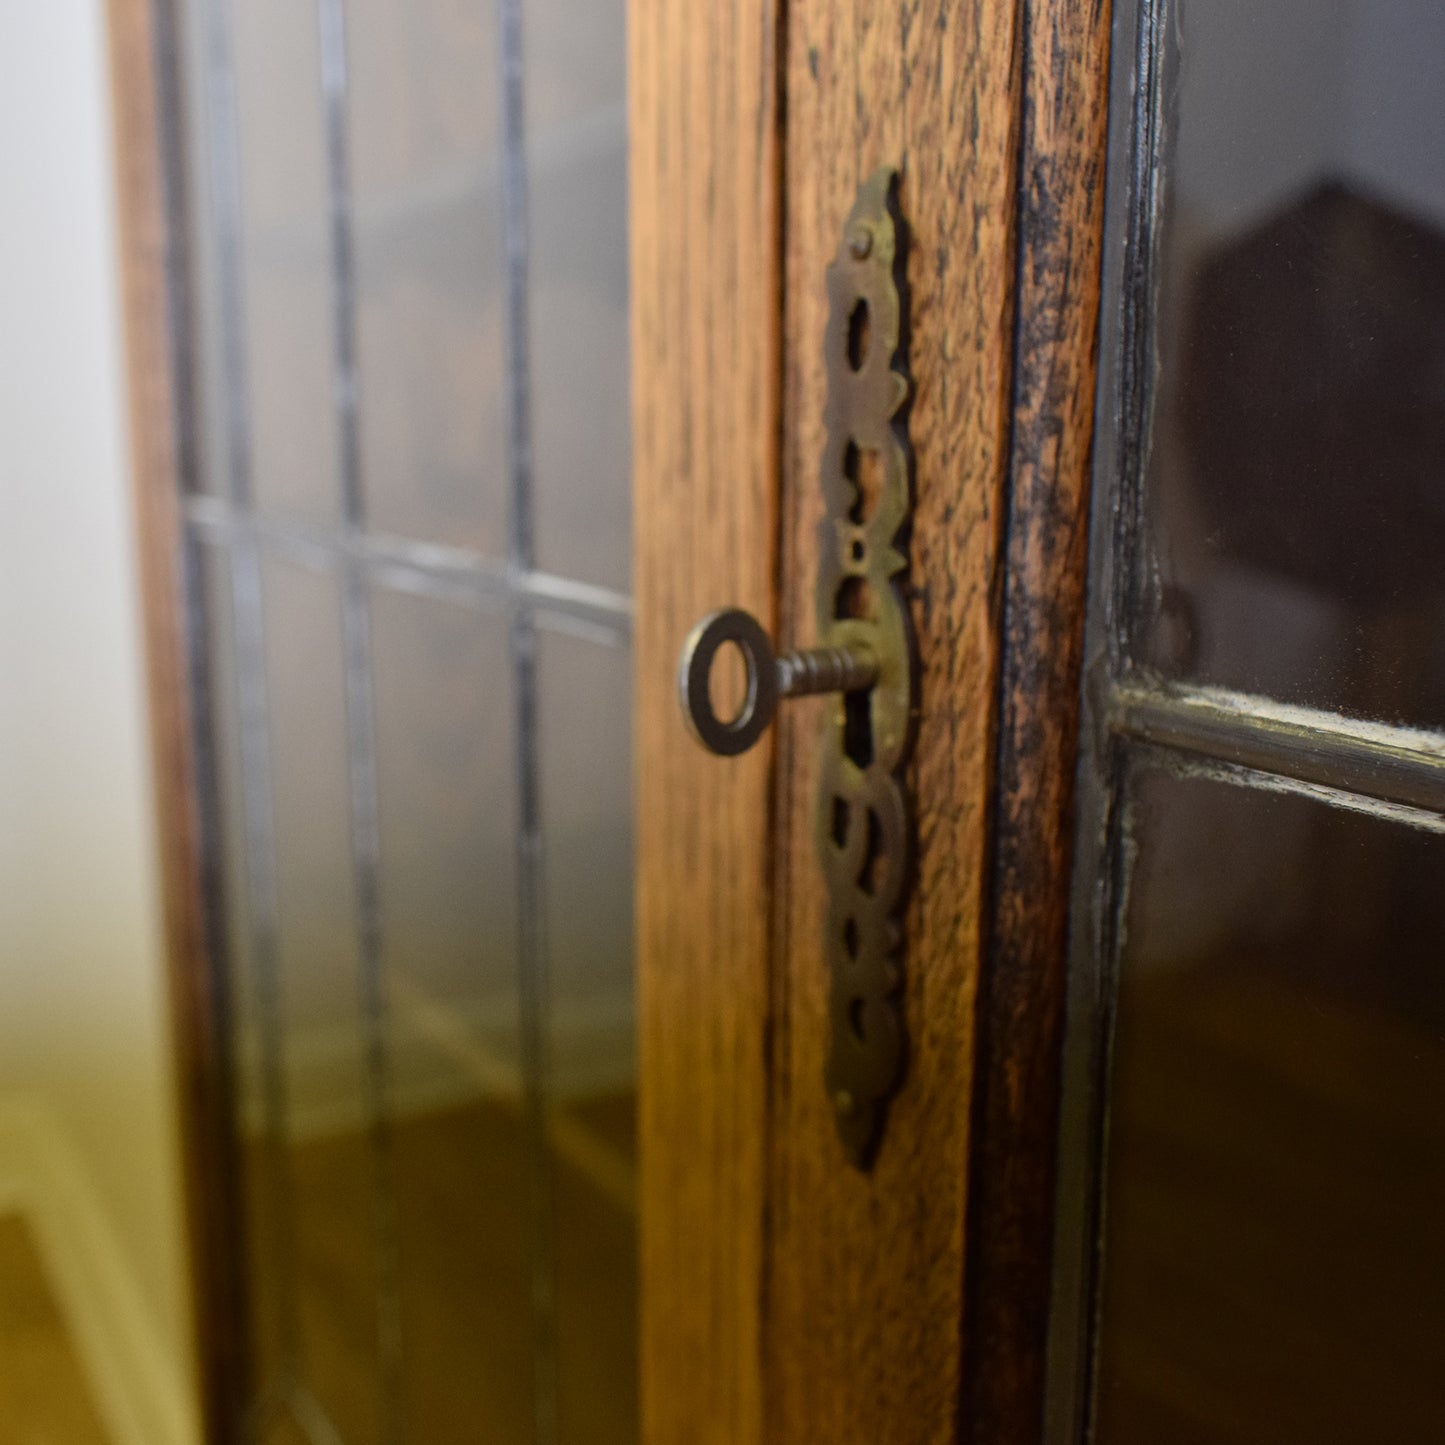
[{"left": 677, "top": 166, "right": 915, "bottom": 1169}]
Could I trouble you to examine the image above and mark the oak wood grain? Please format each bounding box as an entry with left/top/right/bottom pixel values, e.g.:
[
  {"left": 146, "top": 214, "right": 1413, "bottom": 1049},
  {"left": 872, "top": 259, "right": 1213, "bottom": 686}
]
[
  {"left": 768, "top": 3, "right": 1027, "bottom": 1440},
  {"left": 964, "top": 3, "right": 1113, "bottom": 1442},
  {"left": 629, "top": 2, "right": 782, "bottom": 1441},
  {"left": 105, "top": 1, "right": 249, "bottom": 1437}
]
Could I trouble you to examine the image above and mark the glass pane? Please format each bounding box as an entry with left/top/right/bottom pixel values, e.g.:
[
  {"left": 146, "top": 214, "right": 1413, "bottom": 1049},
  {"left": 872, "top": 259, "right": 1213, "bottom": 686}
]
[
  {"left": 368, "top": 587, "right": 535, "bottom": 1440},
  {"left": 348, "top": 1, "right": 510, "bottom": 554},
  {"left": 526, "top": 0, "right": 631, "bottom": 592},
  {"left": 178, "top": 13, "right": 229, "bottom": 499},
  {"left": 1132, "top": 0, "right": 1445, "bottom": 724},
  {"left": 261, "top": 557, "right": 382, "bottom": 1443},
  {"left": 536, "top": 624, "right": 637, "bottom": 1445},
  {"left": 1095, "top": 768, "right": 1445, "bottom": 1444},
  {"left": 195, "top": 543, "right": 286, "bottom": 1402},
  {"left": 179, "top": 1, "right": 640, "bottom": 1439},
  {"left": 231, "top": 0, "right": 340, "bottom": 523},
  {"left": 204, "top": 544, "right": 389, "bottom": 1441}
]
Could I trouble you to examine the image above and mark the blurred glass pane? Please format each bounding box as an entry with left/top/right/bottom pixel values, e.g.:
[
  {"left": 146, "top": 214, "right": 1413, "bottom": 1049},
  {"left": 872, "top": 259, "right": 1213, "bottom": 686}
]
[
  {"left": 371, "top": 588, "right": 519, "bottom": 1075},
  {"left": 196, "top": 542, "right": 286, "bottom": 1405},
  {"left": 180, "top": 2, "right": 641, "bottom": 1439},
  {"left": 388, "top": 1088, "right": 537, "bottom": 1443},
  {"left": 177, "top": 8, "right": 228, "bottom": 499},
  {"left": 536, "top": 623, "right": 637, "bottom": 1445},
  {"left": 368, "top": 586, "right": 535, "bottom": 1440},
  {"left": 259, "top": 557, "right": 382, "bottom": 1443},
  {"left": 348, "top": 1, "right": 510, "bottom": 554},
  {"left": 1095, "top": 768, "right": 1445, "bottom": 1444},
  {"left": 526, "top": 0, "right": 631, "bottom": 592},
  {"left": 230, "top": 0, "right": 339, "bottom": 524},
  {"left": 1133, "top": 0, "right": 1445, "bottom": 724}
]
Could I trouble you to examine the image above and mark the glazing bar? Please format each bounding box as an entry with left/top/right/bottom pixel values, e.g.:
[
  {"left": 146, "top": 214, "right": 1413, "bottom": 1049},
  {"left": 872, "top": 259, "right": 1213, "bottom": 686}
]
[
  {"left": 497, "top": 0, "right": 560, "bottom": 1437},
  {"left": 314, "top": 0, "right": 405, "bottom": 1437},
  {"left": 181, "top": 493, "right": 635, "bottom": 636},
  {"left": 1110, "top": 679, "right": 1445, "bottom": 818}
]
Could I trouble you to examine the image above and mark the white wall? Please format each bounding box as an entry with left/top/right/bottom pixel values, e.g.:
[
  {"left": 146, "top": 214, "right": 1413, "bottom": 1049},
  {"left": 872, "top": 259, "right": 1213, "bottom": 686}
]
[{"left": 0, "top": 2, "right": 198, "bottom": 1441}]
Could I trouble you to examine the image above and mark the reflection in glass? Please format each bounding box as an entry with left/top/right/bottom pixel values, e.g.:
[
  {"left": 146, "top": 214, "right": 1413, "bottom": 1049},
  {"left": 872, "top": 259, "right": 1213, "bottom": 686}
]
[
  {"left": 348, "top": 0, "right": 510, "bottom": 554},
  {"left": 231, "top": 0, "right": 340, "bottom": 524},
  {"left": 196, "top": 542, "right": 287, "bottom": 1405},
  {"left": 526, "top": 0, "right": 631, "bottom": 592},
  {"left": 1095, "top": 769, "right": 1445, "bottom": 1444},
  {"left": 264, "top": 561, "right": 387, "bottom": 1445},
  {"left": 182, "top": 0, "right": 638, "bottom": 1437},
  {"left": 369, "top": 589, "right": 535, "bottom": 1438},
  {"left": 1137, "top": 0, "right": 1445, "bottom": 724},
  {"left": 537, "top": 624, "right": 638, "bottom": 1445}
]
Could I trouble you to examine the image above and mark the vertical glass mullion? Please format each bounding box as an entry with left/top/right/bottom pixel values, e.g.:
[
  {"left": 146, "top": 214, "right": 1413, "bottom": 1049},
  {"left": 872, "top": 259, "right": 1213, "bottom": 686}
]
[
  {"left": 498, "top": 0, "right": 561, "bottom": 1439},
  {"left": 197, "top": 0, "right": 305, "bottom": 1423},
  {"left": 313, "top": 0, "right": 406, "bottom": 1439}
]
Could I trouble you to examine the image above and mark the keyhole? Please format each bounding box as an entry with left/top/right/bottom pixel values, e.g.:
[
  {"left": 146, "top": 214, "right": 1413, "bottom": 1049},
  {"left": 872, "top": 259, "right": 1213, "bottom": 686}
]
[
  {"left": 843, "top": 688, "right": 874, "bottom": 768},
  {"left": 847, "top": 300, "right": 871, "bottom": 371}
]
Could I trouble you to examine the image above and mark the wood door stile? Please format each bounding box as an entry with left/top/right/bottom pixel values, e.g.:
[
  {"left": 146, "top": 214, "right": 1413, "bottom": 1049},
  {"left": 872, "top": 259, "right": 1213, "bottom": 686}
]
[
  {"left": 105, "top": 0, "right": 249, "bottom": 1437},
  {"left": 770, "top": 4, "right": 1026, "bottom": 1441},
  {"left": 630, "top": 2, "right": 784, "bottom": 1443},
  {"left": 966, "top": 3, "right": 1113, "bottom": 1442}
]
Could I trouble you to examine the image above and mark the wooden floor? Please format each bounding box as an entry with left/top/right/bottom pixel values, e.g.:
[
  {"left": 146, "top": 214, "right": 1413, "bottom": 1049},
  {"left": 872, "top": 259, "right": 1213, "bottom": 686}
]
[
  {"left": 0, "top": 1213, "right": 111, "bottom": 1445},
  {"left": 245, "top": 1093, "right": 638, "bottom": 1445}
]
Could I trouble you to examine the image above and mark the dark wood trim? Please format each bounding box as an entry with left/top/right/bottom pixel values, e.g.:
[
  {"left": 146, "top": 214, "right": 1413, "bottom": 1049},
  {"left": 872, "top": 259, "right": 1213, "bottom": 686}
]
[
  {"left": 104, "top": 2, "right": 248, "bottom": 1438},
  {"left": 964, "top": 2, "right": 1114, "bottom": 1442}
]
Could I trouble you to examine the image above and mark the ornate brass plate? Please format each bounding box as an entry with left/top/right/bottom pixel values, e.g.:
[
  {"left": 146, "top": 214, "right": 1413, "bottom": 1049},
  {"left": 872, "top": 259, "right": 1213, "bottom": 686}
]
[
  {"left": 676, "top": 166, "right": 915, "bottom": 1169},
  {"left": 816, "top": 166, "right": 916, "bottom": 1169}
]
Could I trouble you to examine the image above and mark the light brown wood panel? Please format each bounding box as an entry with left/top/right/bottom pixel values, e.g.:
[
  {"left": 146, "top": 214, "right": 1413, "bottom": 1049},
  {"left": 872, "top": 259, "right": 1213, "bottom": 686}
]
[
  {"left": 629, "top": 1, "right": 782, "bottom": 1441},
  {"left": 105, "top": 0, "right": 249, "bottom": 1437},
  {"left": 768, "top": 3, "right": 1026, "bottom": 1441}
]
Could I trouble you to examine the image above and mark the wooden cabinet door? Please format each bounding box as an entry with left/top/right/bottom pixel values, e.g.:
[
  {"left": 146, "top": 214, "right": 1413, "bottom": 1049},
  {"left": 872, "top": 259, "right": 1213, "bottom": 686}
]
[
  {"left": 631, "top": 2, "right": 1110, "bottom": 1441},
  {"left": 111, "top": 0, "right": 1112, "bottom": 1439}
]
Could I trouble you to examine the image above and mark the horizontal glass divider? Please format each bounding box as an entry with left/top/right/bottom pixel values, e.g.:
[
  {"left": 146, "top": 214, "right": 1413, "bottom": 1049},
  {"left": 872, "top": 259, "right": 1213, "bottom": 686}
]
[
  {"left": 1109, "top": 677, "right": 1445, "bottom": 817},
  {"left": 183, "top": 493, "right": 633, "bottom": 638}
]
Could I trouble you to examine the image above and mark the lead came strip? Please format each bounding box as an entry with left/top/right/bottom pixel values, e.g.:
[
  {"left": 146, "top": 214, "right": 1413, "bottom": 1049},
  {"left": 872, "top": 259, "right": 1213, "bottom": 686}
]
[{"left": 314, "top": 0, "right": 406, "bottom": 1435}]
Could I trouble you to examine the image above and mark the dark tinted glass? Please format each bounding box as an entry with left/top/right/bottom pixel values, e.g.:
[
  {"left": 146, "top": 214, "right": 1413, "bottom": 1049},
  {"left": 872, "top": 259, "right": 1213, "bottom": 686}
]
[
  {"left": 1138, "top": 0, "right": 1445, "bottom": 724},
  {"left": 1095, "top": 769, "right": 1445, "bottom": 1444}
]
